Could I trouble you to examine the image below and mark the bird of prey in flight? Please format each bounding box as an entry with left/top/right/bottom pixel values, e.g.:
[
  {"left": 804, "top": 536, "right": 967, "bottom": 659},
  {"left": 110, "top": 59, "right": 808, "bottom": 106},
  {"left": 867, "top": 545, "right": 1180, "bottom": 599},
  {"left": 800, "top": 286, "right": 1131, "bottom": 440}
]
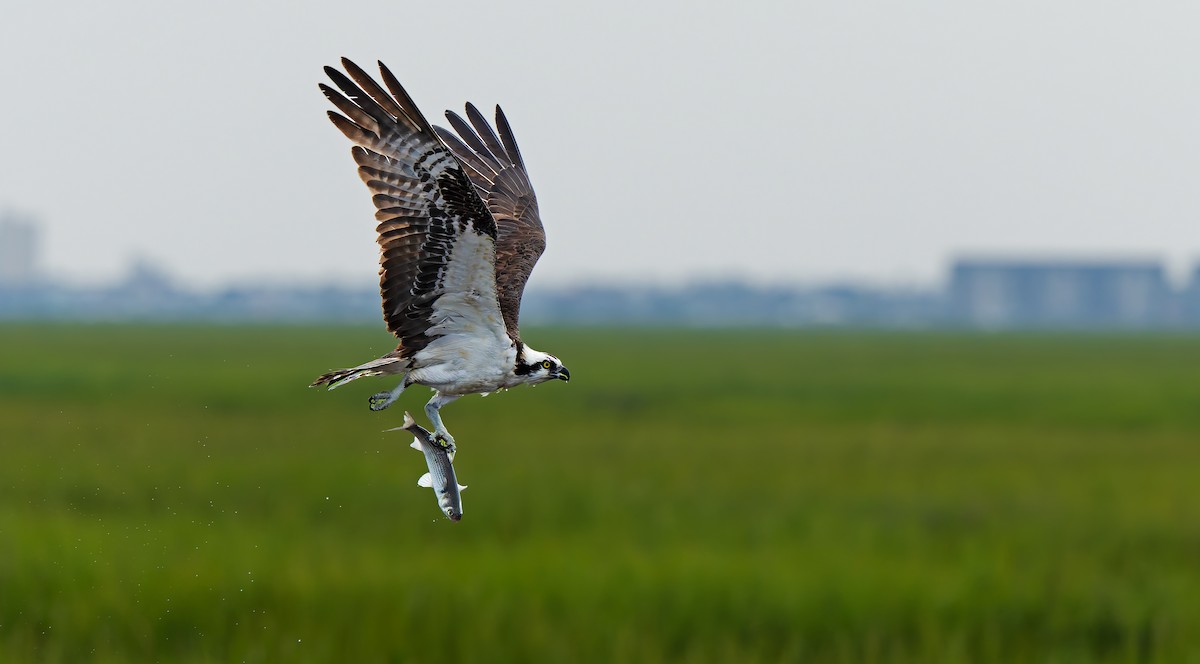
[{"left": 311, "top": 58, "right": 570, "bottom": 449}]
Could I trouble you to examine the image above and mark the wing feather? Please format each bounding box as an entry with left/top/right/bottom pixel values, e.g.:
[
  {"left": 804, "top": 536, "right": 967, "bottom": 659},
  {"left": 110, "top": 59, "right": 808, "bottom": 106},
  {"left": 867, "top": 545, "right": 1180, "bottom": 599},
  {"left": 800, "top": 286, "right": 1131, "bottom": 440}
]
[
  {"left": 435, "top": 105, "right": 545, "bottom": 343},
  {"left": 320, "top": 84, "right": 381, "bottom": 135},
  {"left": 443, "top": 111, "right": 504, "bottom": 173},
  {"left": 464, "top": 103, "right": 510, "bottom": 170},
  {"left": 433, "top": 129, "right": 495, "bottom": 194},
  {"left": 320, "top": 58, "right": 503, "bottom": 358},
  {"left": 493, "top": 107, "right": 527, "bottom": 170}
]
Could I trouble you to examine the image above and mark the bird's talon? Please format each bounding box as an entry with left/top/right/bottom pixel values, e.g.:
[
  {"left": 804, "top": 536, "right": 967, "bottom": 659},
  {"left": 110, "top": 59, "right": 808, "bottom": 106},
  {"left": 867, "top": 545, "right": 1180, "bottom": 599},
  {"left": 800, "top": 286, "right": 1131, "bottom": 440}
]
[
  {"left": 433, "top": 433, "right": 456, "bottom": 458},
  {"left": 369, "top": 392, "right": 392, "bottom": 411}
]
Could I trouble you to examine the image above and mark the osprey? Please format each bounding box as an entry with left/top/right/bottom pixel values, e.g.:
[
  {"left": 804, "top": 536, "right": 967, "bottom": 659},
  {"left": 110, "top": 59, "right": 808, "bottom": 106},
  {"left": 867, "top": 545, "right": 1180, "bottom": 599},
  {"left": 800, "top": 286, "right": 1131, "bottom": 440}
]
[{"left": 311, "top": 58, "right": 569, "bottom": 448}]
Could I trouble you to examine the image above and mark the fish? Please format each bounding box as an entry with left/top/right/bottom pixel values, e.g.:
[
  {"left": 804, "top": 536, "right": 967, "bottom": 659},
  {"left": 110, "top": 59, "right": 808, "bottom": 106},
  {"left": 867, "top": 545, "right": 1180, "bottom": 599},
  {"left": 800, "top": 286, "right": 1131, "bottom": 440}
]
[{"left": 387, "top": 411, "right": 466, "bottom": 521}]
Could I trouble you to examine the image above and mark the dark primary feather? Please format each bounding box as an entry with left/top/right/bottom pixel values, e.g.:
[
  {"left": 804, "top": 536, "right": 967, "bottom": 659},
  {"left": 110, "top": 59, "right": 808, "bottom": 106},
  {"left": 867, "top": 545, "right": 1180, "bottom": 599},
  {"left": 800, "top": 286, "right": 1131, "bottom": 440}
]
[
  {"left": 493, "top": 108, "right": 526, "bottom": 171},
  {"left": 435, "top": 104, "right": 545, "bottom": 344},
  {"left": 321, "top": 58, "right": 498, "bottom": 358}
]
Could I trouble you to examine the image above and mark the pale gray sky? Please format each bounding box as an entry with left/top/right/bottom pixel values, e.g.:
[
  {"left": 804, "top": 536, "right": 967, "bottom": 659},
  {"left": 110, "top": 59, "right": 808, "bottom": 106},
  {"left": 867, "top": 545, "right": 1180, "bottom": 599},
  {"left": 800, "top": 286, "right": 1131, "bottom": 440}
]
[{"left": 2, "top": 1, "right": 1199, "bottom": 289}]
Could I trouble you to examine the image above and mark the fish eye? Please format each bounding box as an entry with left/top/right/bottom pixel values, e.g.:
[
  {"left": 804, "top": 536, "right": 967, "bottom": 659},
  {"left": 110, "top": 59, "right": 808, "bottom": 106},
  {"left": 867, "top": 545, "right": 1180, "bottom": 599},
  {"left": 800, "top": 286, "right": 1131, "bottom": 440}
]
[{"left": 541, "top": 360, "right": 553, "bottom": 370}]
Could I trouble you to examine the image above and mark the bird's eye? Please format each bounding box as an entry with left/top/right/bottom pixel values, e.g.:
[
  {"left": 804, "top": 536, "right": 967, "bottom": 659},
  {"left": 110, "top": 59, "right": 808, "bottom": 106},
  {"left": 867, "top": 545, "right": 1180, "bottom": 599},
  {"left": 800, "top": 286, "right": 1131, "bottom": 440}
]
[{"left": 541, "top": 360, "right": 553, "bottom": 370}]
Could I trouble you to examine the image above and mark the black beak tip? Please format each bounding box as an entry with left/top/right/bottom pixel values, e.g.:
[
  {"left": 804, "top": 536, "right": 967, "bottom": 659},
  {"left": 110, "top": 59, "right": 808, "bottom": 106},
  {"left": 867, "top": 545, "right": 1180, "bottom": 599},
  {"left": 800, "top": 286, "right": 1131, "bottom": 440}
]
[{"left": 558, "top": 367, "right": 571, "bottom": 382}]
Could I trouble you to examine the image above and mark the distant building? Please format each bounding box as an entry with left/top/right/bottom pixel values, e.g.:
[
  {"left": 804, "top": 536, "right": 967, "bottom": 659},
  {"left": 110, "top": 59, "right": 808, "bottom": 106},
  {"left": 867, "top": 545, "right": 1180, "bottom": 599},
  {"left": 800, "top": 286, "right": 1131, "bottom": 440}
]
[
  {"left": 0, "top": 211, "right": 40, "bottom": 287},
  {"left": 3, "top": 216, "right": 1198, "bottom": 329},
  {"left": 1178, "top": 266, "right": 1200, "bottom": 325},
  {"left": 949, "top": 258, "right": 1171, "bottom": 328}
]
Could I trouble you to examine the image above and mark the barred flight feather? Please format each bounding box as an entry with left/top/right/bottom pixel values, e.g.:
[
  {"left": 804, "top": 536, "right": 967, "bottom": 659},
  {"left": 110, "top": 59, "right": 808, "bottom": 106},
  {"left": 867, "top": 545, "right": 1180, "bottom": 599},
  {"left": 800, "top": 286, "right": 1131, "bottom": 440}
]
[
  {"left": 435, "top": 104, "right": 546, "bottom": 344},
  {"left": 320, "top": 58, "right": 506, "bottom": 360}
]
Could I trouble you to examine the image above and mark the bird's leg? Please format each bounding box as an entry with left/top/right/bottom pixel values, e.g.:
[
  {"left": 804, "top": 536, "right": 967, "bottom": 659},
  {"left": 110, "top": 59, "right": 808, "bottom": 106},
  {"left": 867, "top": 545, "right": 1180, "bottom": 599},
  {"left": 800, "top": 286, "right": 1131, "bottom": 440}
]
[
  {"left": 369, "top": 378, "right": 408, "bottom": 412},
  {"left": 425, "top": 393, "right": 462, "bottom": 456}
]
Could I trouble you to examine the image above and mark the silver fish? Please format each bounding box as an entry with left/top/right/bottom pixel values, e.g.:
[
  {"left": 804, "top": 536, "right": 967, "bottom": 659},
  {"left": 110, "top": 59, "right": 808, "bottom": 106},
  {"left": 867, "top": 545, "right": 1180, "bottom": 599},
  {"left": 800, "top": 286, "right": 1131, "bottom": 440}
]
[{"left": 387, "top": 411, "right": 466, "bottom": 521}]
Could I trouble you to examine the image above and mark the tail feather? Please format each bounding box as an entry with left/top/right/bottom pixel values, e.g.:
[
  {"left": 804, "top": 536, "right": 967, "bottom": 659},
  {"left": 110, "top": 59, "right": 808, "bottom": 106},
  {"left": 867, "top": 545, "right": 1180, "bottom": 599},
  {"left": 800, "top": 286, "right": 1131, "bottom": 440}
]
[
  {"left": 310, "top": 357, "right": 404, "bottom": 389},
  {"left": 309, "top": 368, "right": 378, "bottom": 389}
]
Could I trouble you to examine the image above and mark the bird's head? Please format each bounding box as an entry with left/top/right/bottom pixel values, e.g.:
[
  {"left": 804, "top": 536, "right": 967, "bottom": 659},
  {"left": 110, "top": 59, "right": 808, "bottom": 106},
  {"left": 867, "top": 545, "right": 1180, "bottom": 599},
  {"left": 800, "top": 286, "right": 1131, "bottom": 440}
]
[{"left": 515, "top": 347, "right": 570, "bottom": 385}]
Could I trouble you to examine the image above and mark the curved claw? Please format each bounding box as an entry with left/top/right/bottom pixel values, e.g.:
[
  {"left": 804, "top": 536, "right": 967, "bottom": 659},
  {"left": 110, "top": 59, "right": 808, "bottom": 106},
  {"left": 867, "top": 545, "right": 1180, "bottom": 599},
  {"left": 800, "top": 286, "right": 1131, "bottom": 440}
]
[
  {"left": 369, "top": 392, "right": 393, "bottom": 411},
  {"left": 433, "top": 432, "right": 457, "bottom": 461}
]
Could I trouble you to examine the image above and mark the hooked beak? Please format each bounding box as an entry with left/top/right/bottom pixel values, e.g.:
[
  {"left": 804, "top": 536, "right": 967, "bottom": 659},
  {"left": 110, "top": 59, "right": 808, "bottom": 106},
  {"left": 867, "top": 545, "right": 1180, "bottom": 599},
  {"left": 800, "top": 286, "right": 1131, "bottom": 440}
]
[{"left": 557, "top": 366, "right": 571, "bottom": 382}]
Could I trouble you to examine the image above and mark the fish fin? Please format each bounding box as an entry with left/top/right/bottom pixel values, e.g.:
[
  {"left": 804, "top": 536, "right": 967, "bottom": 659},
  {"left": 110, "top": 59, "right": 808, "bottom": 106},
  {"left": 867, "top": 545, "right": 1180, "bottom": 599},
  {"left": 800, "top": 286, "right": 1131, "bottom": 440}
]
[
  {"left": 401, "top": 411, "right": 415, "bottom": 430},
  {"left": 458, "top": 484, "right": 468, "bottom": 491},
  {"left": 409, "top": 440, "right": 421, "bottom": 451},
  {"left": 417, "top": 472, "right": 433, "bottom": 488}
]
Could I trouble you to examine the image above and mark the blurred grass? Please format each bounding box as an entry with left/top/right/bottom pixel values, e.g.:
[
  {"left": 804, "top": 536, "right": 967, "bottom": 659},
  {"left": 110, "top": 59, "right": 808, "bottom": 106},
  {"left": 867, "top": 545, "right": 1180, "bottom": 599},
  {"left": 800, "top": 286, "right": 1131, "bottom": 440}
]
[{"left": 1, "top": 324, "right": 1199, "bottom": 662}]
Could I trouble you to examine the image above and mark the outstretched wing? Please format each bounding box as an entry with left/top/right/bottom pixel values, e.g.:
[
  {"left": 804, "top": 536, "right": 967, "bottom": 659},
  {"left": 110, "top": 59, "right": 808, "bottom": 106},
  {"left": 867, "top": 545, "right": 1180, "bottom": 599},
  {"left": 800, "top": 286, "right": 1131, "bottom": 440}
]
[
  {"left": 321, "top": 59, "right": 506, "bottom": 358},
  {"left": 435, "top": 105, "right": 544, "bottom": 344}
]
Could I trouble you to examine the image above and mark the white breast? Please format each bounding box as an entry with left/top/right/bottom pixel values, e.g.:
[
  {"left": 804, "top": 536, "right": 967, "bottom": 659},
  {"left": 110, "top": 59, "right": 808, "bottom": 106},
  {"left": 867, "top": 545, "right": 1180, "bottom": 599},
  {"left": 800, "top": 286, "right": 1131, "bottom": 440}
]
[{"left": 406, "top": 229, "right": 517, "bottom": 394}]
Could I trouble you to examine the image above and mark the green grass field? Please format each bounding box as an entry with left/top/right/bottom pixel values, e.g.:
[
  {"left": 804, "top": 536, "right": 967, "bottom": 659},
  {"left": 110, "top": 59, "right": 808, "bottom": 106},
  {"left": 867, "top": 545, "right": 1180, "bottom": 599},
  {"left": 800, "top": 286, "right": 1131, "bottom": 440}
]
[{"left": 2, "top": 325, "right": 1199, "bottom": 663}]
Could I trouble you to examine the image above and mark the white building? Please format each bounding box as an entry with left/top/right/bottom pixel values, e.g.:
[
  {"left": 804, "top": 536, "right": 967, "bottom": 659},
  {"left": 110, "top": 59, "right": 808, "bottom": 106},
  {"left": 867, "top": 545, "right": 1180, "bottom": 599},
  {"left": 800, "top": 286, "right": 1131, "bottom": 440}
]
[
  {"left": 0, "top": 211, "right": 41, "bottom": 286},
  {"left": 949, "top": 258, "right": 1171, "bottom": 328}
]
